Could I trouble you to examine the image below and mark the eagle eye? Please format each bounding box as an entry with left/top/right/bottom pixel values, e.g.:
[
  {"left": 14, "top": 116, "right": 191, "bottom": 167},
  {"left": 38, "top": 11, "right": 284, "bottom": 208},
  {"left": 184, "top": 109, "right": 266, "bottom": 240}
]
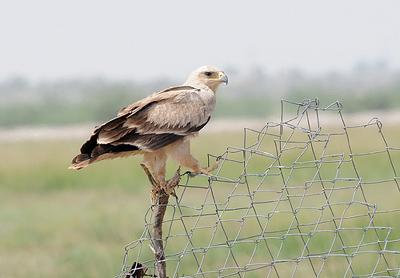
[{"left": 204, "top": 71, "right": 213, "bottom": 77}]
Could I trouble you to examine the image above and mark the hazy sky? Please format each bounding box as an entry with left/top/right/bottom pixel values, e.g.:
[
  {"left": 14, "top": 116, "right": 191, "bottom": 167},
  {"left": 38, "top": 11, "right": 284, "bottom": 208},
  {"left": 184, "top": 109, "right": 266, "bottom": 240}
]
[{"left": 1, "top": 0, "right": 399, "bottom": 81}]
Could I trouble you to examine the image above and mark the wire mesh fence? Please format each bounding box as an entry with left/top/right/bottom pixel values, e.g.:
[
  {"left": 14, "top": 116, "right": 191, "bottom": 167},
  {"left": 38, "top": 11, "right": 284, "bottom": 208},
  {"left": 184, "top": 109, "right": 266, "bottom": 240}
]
[{"left": 116, "top": 99, "right": 400, "bottom": 278}]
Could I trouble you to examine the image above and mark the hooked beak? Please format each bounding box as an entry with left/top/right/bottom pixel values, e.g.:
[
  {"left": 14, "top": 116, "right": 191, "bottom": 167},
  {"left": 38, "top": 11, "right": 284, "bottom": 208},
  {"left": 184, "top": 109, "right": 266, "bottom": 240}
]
[{"left": 218, "top": 71, "right": 228, "bottom": 85}]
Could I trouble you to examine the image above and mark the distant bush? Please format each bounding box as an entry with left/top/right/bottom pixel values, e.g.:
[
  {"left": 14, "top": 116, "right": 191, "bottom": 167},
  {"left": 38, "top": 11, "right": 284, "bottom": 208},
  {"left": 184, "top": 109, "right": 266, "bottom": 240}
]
[{"left": 1, "top": 67, "right": 400, "bottom": 127}]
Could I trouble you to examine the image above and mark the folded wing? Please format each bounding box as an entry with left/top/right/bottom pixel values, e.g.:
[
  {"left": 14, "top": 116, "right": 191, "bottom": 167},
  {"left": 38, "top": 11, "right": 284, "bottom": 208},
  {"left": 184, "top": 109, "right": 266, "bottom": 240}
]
[{"left": 70, "top": 86, "right": 211, "bottom": 169}]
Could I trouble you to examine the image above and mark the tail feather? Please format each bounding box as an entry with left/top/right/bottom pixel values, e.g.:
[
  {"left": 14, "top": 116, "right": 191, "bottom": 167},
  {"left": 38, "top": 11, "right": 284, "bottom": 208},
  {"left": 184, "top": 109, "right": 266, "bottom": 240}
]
[
  {"left": 70, "top": 113, "right": 144, "bottom": 170},
  {"left": 69, "top": 153, "right": 91, "bottom": 170},
  {"left": 69, "top": 144, "right": 141, "bottom": 170},
  {"left": 69, "top": 159, "right": 90, "bottom": 170}
]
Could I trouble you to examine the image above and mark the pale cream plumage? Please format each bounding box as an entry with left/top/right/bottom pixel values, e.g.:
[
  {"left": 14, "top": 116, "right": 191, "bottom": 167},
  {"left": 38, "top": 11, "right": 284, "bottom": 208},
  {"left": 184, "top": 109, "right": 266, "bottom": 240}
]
[{"left": 70, "top": 65, "right": 228, "bottom": 187}]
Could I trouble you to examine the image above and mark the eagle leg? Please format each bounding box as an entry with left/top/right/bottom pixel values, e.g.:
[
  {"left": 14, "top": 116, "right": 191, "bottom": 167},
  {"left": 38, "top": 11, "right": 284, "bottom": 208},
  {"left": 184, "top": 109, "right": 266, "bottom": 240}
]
[
  {"left": 187, "top": 160, "right": 221, "bottom": 177},
  {"left": 202, "top": 160, "right": 221, "bottom": 175}
]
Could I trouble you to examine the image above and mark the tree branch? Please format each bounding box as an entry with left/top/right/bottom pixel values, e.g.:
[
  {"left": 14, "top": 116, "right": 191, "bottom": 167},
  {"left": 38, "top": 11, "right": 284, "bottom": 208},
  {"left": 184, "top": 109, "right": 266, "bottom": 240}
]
[{"left": 140, "top": 164, "right": 181, "bottom": 278}]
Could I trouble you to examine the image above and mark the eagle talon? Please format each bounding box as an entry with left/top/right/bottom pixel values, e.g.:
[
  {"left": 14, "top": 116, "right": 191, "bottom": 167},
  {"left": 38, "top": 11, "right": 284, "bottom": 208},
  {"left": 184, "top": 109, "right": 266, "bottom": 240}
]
[
  {"left": 187, "top": 171, "right": 200, "bottom": 177},
  {"left": 188, "top": 162, "right": 220, "bottom": 177},
  {"left": 161, "top": 167, "right": 181, "bottom": 197},
  {"left": 199, "top": 169, "right": 213, "bottom": 176},
  {"left": 187, "top": 170, "right": 209, "bottom": 177},
  {"left": 161, "top": 181, "right": 177, "bottom": 197},
  {"left": 199, "top": 161, "right": 221, "bottom": 176},
  {"left": 207, "top": 160, "right": 221, "bottom": 173}
]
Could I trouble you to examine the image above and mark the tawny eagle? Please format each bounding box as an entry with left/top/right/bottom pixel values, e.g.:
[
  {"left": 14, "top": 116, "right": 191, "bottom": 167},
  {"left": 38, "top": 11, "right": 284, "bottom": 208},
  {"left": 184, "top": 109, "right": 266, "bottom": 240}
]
[{"left": 70, "top": 65, "right": 228, "bottom": 186}]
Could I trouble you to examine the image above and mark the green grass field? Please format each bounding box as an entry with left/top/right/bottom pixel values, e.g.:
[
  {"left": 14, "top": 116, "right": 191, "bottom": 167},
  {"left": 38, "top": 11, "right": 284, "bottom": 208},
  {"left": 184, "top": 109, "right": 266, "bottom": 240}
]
[{"left": 1, "top": 124, "right": 400, "bottom": 277}]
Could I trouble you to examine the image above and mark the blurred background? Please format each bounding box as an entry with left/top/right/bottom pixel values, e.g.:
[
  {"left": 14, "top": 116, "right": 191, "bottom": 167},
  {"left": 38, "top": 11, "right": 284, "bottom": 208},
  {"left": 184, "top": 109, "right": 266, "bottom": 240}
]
[{"left": 1, "top": 1, "right": 400, "bottom": 277}]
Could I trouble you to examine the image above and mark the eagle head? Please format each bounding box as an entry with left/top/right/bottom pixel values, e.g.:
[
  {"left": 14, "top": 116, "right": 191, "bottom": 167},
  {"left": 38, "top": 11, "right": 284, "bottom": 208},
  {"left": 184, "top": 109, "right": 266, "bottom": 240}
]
[{"left": 185, "top": 65, "right": 228, "bottom": 92}]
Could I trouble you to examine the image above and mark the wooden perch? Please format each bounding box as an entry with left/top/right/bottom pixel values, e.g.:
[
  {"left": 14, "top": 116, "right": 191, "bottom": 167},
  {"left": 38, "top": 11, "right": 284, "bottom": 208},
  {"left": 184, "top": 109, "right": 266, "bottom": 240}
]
[{"left": 140, "top": 163, "right": 181, "bottom": 278}]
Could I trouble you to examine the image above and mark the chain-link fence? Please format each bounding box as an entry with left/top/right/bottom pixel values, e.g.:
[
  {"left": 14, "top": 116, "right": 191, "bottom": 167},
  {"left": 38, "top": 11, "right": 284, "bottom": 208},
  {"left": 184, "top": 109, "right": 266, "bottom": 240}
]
[{"left": 116, "top": 99, "right": 400, "bottom": 277}]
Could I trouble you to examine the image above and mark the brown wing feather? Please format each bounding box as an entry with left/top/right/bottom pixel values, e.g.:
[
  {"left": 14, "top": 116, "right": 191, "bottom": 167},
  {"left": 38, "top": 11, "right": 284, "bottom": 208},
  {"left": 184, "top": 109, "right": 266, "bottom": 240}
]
[
  {"left": 117, "top": 85, "right": 197, "bottom": 116},
  {"left": 70, "top": 85, "right": 210, "bottom": 169}
]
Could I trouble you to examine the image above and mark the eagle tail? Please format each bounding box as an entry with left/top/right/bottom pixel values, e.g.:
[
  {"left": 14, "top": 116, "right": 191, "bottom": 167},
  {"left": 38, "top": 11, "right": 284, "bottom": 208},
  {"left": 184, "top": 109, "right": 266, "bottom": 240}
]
[
  {"left": 69, "top": 154, "right": 91, "bottom": 170},
  {"left": 69, "top": 143, "right": 141, "bottom": 170}
]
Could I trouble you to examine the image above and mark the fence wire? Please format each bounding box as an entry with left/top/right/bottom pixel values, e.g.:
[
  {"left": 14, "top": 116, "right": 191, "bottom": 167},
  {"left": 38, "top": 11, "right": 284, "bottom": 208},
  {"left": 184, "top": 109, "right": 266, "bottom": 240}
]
[{"left": 116, "top": 99, "right": 400, "bottom": 278}]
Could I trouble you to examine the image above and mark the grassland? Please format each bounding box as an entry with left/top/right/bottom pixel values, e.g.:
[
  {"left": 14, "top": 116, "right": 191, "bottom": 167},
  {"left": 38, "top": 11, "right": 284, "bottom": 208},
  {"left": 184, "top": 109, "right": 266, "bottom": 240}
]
[{"left": 1, "top": 124, "right": 400, "bottom": 277}]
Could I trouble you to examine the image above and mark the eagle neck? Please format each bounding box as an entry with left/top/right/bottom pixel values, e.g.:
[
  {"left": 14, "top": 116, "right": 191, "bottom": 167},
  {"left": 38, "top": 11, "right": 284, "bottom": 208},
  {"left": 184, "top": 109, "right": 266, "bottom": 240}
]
[{"left": 184, "top": 81, "right": 217, "bottom": 94}]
